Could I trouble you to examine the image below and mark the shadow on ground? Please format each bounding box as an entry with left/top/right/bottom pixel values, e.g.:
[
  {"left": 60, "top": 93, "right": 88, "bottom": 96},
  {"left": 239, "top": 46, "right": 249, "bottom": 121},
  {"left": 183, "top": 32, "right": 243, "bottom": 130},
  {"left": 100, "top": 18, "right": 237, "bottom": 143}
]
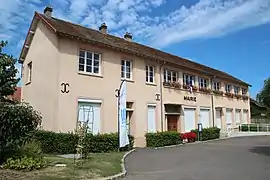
[{"left": 249, "top": 146, "right": 270, "bottom": 156}]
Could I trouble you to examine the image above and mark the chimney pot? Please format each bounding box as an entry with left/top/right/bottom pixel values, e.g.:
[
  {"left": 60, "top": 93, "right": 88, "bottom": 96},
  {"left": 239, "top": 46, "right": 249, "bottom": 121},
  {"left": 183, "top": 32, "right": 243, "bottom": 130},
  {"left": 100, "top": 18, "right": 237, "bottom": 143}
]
[
  {"left": 44, "top": 6, "right": 53, "bottom": 17},
  {"left": 124, "top": 32, "right": 132, "bottom": 41},
  {"left": 99, "top": 23, "right": 107, "bottom": 34}
]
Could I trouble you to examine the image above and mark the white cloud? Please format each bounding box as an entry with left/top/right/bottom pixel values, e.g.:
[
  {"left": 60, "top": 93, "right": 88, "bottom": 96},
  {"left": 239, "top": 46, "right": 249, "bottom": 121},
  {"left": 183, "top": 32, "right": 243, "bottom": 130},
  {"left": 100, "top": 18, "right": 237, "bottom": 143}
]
[{"left": 1, "top": 0, "right": 270, "bottom": 56}]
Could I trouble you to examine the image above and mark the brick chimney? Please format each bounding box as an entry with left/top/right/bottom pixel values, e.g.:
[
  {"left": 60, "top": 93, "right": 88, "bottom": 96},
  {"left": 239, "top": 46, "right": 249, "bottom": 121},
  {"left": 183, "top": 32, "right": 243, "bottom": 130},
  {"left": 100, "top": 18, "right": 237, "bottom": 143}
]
[
  {"left": 44, "top": 6, "right": 53, "bottom": 18},
  {"left": 99, "top": 23, "right": 107, "bottom": 34},
  {"left": 124, "top": 32, "right": 132, "bottom": 42}
]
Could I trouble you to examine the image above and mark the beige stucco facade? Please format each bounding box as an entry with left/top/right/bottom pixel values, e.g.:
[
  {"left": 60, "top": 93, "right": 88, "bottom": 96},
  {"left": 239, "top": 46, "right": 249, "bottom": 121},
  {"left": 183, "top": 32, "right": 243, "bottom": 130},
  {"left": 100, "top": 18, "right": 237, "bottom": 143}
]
[{"left": 21, "top": 21, "right": 250, "bottom": 147}]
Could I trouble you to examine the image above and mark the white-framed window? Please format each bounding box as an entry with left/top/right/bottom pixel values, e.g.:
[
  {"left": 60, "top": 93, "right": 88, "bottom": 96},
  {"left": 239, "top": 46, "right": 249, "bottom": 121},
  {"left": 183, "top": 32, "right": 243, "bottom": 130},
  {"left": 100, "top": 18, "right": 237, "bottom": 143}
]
[
  {"left": 79, "top": 50, "right": 101, "bottom": 74},
  {"left": 242, "top": 88, "right": 247, "bottom": 95},
  {"left": 126, "top": 102, "right": 134, "bottom": 135},
  {"left": 199, "top": 77, "right": 208, "bottom": 89},
  {"left": 121, "top": 60, "right": 132, "bottom": 79},
  {"left": 213, "top": 81, "right": 220, "bottom": 91},
  {"left": 163, "top": 69, "right": 177, "bottom": 82},
  {"left": 146, "top": 65, "right": 155, "bottom": 83},
  {"left": 234, "top": 86, "right": 240, "bottom": 94},
  {"left": 225, "top": 84, "right": 232, "bottom": 93},
  {"left": 27, "top": 62, "right": 32, "bottom": 83},
  {"left": 183, "top": 74, "right": 195, "bottom": 86}
]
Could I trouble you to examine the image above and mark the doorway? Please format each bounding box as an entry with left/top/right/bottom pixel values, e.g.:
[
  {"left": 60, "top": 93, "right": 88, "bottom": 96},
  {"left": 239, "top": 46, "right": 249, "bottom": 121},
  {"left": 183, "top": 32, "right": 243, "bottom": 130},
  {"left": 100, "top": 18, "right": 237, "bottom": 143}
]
[{"left": 167, "top": 115, "right": 178, "bottom": 132}]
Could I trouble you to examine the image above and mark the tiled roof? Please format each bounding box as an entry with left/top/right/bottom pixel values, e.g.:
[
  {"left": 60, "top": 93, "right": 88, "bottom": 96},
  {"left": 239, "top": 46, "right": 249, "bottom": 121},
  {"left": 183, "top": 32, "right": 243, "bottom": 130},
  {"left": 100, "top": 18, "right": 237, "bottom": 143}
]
[{"left": 36, "top": 12, "right": 250, "bottom": 86}]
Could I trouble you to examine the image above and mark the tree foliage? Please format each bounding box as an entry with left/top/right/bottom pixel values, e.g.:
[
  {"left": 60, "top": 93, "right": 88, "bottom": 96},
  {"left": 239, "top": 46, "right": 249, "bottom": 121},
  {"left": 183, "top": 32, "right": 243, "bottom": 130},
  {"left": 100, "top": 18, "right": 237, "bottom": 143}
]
[
  {"left": 0, "top": 41, "right": 20, "bottom": 100},
  {"left": 0, "top": 102, "right": 42, "bottom": 162},
  {"left": 256, "top": 77, "right": 270, "bottom": 108}
]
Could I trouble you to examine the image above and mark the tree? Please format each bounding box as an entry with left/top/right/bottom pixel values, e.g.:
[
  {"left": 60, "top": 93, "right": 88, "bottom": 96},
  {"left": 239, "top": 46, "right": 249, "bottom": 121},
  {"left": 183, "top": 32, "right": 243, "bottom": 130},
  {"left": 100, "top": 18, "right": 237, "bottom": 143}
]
[
  {"left": 0, "top": 41, "right": 20, "bottom": 100},
  {"left": 256, "top": 77, "right": 270, "bottom": 108}
]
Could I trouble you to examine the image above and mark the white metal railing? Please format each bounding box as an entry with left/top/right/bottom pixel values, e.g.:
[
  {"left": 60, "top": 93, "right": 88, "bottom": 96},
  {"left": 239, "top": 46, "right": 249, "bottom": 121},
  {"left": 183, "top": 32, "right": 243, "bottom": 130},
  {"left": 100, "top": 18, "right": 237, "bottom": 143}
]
[{"left": 239, "top": 123, "right": 270, "bottom": 132}]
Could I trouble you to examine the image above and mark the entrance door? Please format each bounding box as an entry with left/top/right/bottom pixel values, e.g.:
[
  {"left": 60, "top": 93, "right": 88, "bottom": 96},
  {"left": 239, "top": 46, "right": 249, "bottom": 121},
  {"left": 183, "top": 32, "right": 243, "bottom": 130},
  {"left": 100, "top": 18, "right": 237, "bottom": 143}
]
[
  {"left": 215, "top": 109, "right": 222, "bottom": 129},
  {"left": 184, "top": 108, "right": 196, "bottom": 132},
  {"left": 167, "top": 115, "right": 178, "bottom": 131},
  {"left": 147, "top": 106, "right": 156, "bottom": 133},
  {"left": 226, "top": 109, "right": 232, "bottom": 134},
  {"left": 200, "top": 109, "right": 210, "bottom": 128},
  {"left": 235, "top": 109, "right": 241, "bottom": 126}
]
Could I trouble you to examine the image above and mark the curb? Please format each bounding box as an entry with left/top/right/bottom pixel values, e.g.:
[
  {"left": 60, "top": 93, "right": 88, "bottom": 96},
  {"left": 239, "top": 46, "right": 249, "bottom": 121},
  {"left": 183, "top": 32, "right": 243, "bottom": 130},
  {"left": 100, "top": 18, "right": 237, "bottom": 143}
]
[{"left": 102, "top": 149, "right": 136, "bottom": 180}]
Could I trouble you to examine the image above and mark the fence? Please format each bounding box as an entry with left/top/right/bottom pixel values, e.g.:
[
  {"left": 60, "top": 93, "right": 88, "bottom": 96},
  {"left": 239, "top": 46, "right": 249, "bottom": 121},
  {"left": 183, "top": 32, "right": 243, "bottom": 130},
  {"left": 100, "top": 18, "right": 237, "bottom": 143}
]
[
  {"left": 251, "top": 118, "right": 270, "bottom": 124},
  {"left": 239, "top": 124, "right": 270, "bottom": 132}
]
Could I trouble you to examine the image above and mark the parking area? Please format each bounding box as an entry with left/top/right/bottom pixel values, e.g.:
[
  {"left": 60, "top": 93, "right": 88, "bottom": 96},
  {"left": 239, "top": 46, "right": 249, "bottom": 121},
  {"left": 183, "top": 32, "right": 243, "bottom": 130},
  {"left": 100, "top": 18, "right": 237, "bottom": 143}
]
[{"left": 124, "top": 136, "right": 270, "bottom": 180}]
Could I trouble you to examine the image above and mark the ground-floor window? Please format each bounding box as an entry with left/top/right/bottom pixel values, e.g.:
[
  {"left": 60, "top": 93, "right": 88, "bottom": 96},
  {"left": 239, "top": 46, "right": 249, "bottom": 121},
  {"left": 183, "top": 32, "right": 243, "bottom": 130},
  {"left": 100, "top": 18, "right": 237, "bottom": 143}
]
[
  {"left": 147, "top": 105, "right": 156, "bottom": 133},
  {"left": 77, "top": 100, "right": 101, "bottom": 135}
]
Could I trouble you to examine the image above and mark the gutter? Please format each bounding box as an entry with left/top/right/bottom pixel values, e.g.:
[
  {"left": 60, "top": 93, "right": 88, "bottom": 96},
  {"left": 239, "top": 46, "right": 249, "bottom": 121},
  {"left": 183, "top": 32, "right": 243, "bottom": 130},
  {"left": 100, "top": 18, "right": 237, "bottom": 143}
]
[{"left": 159, "top": 61, "right": 166, "bottom": 132}]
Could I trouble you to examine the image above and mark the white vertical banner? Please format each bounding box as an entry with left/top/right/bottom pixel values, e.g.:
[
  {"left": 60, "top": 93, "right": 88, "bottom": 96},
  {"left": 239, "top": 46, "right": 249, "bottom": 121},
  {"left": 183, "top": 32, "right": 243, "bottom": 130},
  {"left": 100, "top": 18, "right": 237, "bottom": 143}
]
[{"left": 119, "top": 81, "right": 129, "bottom": 148}]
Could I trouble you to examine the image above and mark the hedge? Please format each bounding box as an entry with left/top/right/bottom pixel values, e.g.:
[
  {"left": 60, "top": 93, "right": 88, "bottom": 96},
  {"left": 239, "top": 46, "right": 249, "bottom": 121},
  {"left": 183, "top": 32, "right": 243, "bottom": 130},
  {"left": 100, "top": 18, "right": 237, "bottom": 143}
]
[
  {"left": 191, "top": 127, "right": 220, "bottom": 141},
  {"left": 145, "top": 131, "right": 181, "bottom": 147},
  {"left": 32, "top": 130, "right": 134, "bottom": 154},
  {"left": 239, "top": 124, "right": 268, "bottom": 132}
]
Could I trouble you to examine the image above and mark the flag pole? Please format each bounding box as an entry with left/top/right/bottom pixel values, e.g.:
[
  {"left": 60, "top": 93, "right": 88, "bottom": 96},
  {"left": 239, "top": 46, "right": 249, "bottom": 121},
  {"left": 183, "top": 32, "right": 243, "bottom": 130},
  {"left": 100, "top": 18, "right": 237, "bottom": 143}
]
[{"left": 115, "top": 79, "right": 126, "bottom": 152}]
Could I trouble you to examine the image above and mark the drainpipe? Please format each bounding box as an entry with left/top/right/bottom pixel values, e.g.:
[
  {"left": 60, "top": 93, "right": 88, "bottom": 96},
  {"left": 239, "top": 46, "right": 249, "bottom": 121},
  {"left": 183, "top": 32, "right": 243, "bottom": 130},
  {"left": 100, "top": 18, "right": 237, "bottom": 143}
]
[
  {"left": 211, "top": 76, "right": 216, "bottom": 127},
  {"left": 159, "top": 61, "right": 166, "bottom": 132}
]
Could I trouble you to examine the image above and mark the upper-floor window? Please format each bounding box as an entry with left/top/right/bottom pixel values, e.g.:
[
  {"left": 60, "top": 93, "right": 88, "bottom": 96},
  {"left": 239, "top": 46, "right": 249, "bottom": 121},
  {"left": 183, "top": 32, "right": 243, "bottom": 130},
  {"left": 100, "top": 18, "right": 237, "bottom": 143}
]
[
  {"left": 234, "top": 86, "right": 240, "bottom": 94},
  {"left": 242, "top": 88, "right": 247, "bottom": 95},
  {"left": 199, "top": 77, "right": 208, "bottom": 89},
  {"left": 164, "top": 69, "right": 177, "bottom": 82},
  {"left": 121, "top": 60, "right": 132, "bottom": 79},
  {"left": 213, "top": 81, "right": 220, "bottom": 91},
  {"left": 79, "top": 50, "right": 100, "bottom": 74},
  {"left": 225, "top": 84, "right": 232, "bottom": 93},
  {"left": 27, "top": 62, "right": 32, "bottom": 83},
  {"left": 146, "top": 65, "right": 155, "bottom": 83},
  {"left": 183, "top": 74, "right": 195, "bottom": 86}
]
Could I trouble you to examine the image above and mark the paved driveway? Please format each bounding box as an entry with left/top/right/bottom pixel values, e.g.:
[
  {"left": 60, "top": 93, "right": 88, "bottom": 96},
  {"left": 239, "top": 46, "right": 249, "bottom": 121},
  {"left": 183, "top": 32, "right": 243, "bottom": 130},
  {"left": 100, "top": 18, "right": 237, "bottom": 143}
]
[{"left": 124, "top": 136, "right": 270, "bottom": 180}]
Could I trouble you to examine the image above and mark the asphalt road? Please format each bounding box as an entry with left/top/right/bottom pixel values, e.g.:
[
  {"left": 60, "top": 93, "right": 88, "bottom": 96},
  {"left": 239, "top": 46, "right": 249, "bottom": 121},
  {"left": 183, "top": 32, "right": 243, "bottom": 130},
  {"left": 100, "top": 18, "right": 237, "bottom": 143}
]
[{"left": 124, "top": 136, "right": 270, "bottom": 180}]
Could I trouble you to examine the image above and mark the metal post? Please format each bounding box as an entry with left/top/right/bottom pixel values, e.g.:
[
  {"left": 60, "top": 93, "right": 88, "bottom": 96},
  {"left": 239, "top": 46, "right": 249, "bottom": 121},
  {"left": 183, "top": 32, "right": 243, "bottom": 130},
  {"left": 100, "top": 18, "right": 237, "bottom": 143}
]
[
  {"left": 267, "top": 124, "right": 269, "bottom": 132},
  {"left": 257, "top": 124, "right": 259, "bottom": 132},
  {"left": 115, "top": 79, "right": 126, "bottom": 152}
]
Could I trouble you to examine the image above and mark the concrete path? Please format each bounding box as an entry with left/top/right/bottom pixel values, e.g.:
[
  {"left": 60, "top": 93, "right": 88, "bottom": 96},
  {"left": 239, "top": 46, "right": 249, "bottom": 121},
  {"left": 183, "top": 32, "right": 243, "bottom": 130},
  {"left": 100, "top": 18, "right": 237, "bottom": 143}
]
[{"left": 124, "top": 136, "right": 270, "bottom": 180}]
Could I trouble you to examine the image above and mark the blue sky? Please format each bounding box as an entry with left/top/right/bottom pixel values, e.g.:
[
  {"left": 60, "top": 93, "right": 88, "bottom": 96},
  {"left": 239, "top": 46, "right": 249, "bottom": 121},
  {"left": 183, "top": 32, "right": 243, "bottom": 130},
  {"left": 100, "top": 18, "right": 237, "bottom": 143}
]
[{"left": 0, "top": 0, "right": 270, "bottom": 98}]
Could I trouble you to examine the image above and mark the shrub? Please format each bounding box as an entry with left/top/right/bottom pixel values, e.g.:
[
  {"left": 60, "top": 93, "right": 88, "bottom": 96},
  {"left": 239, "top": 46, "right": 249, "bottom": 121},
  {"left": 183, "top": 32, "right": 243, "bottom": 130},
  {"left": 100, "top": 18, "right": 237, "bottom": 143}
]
[
  {"left": 191, "top": 127, "right": 220, "bottom": 141},
  {"left": 239, "top": 124, "right": 264, "bottom": 132},
  {"left": 0, "top": 102, "right": 42, "bottom": 163},
  {"left": 32, "top": 130, "right": 79, "bottom": 154},
  {"left": 22, "top": 140, "right": 43, "bottom": 158},
  {"left": 32, "top": 131, "right": 134, "bottom": 154},
  {"left": 3, "top": 156, "right": 47, "bottom": 171},
  {"left": 145, "top": 131, "right": 181, "bottom": 147},
  {"left": 181, "top": 132, "right": 197, "bottom": 142}
]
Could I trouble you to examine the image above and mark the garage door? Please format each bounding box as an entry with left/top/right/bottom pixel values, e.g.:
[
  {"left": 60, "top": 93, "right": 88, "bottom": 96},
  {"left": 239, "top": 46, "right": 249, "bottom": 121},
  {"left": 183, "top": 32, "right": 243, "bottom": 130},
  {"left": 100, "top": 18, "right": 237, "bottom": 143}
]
[
  {"left": 147, "top": 105, "right": 156, "bottom": 133},
  {"left": 78, "top": 102, "right": 101, "bottom": 135},
  {"left": 200, "top": 109, "right": 210, "bottom": 128},
  {"left": 215, "top": 109, "right": 221, "bottom": 129},
  {"left": 235, "top": 109, "right": 241, "bottom": 126},
  {"left": 226, "top": 109, "right": 232, "bottom": 131},
  {"left": 184, "top": 108, "right": 196, "bottom": 132},
  {"left": 243, "top": 110, "right": 248, "bottom": 124}
]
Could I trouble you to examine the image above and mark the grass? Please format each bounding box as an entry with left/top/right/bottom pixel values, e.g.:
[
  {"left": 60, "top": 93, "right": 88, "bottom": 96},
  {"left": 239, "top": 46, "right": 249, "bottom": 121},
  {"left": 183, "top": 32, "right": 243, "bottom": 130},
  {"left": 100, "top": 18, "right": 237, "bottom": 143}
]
[{"left": 0, "top": 152, "right": 125, "bottom": 180}]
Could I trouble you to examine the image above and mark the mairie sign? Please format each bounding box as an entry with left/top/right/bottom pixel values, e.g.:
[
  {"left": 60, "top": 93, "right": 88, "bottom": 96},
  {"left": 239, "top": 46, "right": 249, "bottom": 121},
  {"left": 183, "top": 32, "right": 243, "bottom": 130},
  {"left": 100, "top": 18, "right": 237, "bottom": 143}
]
[{"left": 184, "top": 96, "right": 197, "bottom": 102}]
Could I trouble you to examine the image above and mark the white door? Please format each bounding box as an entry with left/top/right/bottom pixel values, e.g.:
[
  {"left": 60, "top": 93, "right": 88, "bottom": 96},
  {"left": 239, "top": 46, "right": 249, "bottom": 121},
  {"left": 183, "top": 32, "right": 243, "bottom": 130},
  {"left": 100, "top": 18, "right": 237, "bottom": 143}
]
[
  {"left": 200, "top": 109, "right": 210, "bottom": 128},
  {"left": 184, "top": 108, "right": 196, "bottom": 132},
  {"left": 78, "top": 102, "right": 101, "bottom": 135},
  {"left": 243, "top": 111, "right": 248, "bottom": 124},
  {"left": 235, "top": 109, "right": 241, "bottom": 126},
  {"left": 226, "top": 109, "right": 232, "bottom": 133},
  {"left": 147, "top": 106, "right": 156, "bottom": 133},
  {"left": 215, "top": 109, "right": 221, "bottom": 129}
]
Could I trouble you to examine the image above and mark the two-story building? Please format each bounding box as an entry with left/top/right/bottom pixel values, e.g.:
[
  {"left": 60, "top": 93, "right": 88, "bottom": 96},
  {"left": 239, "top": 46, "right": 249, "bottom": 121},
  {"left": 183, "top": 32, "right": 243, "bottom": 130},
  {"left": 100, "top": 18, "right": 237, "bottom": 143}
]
[{"left": 19, "top": 7, "right": 251, "bottom": 147}]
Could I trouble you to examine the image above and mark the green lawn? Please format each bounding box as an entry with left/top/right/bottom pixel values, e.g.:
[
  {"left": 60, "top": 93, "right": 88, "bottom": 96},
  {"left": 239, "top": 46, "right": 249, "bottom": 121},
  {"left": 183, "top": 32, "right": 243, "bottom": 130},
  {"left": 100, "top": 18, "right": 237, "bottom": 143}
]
[{"left": 0, "top": 152, "right": 124, "bottom": 180}]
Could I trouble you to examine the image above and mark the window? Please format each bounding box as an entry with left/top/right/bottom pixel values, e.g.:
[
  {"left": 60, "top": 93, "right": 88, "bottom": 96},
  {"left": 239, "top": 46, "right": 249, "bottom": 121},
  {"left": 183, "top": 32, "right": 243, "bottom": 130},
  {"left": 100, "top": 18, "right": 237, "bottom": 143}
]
[
  {"left": 79, "top": 50, "right": 101, "bottom": 74},
  {"left": 121, "top": 60, "right": 132, "bottom": 79},
  {"left": 163, "top": 69, "right": 177, "bottom": 82},
  {"left": 199, "top": 77, "right": 208, "bottom": 89},
  {"left": 27, "top": 62, "right": 32, "bottom": 83},
  {"left": 146, "top": 65, "right": 155, "bottom": 83},
  {"left": 242, "top": 88, "right": 247, "bottom": 95},
  {"left": 225, "top": 84, "right": 232, "bottom": 93},
  {"left": 213, "top": 81, "right": 220, "bottom": 91},
  {"left": 183, "top": 74, "right": 195, "bottom": 86},
  {"left": 234, "top": 86, "right": 240, "bottom": 94},
  {"left": 126, "top": 102, "right": 134, "bottom": 135}
]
